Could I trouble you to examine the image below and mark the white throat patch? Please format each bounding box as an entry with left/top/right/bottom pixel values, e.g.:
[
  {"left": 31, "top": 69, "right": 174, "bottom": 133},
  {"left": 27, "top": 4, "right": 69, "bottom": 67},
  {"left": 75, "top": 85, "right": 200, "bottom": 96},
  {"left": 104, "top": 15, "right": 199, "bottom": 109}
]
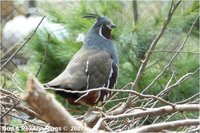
[{"left": 99, "top": 25, "right": 108, "bottom": 40}]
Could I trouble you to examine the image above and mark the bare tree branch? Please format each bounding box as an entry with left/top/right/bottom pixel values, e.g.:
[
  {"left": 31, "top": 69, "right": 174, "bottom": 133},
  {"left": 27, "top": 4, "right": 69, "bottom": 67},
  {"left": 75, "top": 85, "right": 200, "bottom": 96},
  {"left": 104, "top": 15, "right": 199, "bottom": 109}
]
[
  {"left": 142, "top": 16, "right": 199, "bottom": 94},
  {"left": 91, "top": 104, "right": 200, "bottom": 131},
  {"left": 0, "top": 88, "right": 19, "bottom": 100},
  {"left": 0, "top": 111, "right": 45, "bottom": 127},
  {"left": 151, "top": 50, "right": 200, "bottom": 55},
  {"left": 22, "top": 76, "right": 92, "bottom": 132},
  {"left": 143, "top": 67, "right": 200, "bottom": 108},
  {"left": 126, "top": 0, "right": 181, "bottom": 106},
  {"left": 47, "top": 87, "right": 174, "bottom": 107},
  {"left": 104, "top": 104, "right": 200, "bottom": 120},
  {"left": 163, "top": 67, "right": 199, "bottom": 95},
  {"left": 123, "top": 119, "right": 200, "bottom": 132},
  {"left": 3, "top": 68, "right": 24, "bottom": 92},
  {"left": 0, "top": 100, "right": 19, "bottom": 119},
  {"left": 0, "top": 102, "right": 41, "bottom": 120}
]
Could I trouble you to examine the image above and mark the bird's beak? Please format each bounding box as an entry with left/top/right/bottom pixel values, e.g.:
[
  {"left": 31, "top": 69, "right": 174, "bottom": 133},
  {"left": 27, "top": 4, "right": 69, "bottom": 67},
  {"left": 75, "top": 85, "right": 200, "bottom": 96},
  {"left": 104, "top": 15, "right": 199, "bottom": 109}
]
[
  {"left": 111, "top": 24, "right": 116, "bottom": 29},
  {"left": 107, "top": 24, "right": 116, "bottom": 29}
]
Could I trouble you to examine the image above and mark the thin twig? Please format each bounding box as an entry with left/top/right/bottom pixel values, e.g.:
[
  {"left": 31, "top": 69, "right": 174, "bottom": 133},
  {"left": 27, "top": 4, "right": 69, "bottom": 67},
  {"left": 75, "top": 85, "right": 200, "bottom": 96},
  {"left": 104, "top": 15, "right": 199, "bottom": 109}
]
[
  {"left": 135, "top": 48, "right": 200, "bottom": 55},
  {"left": 0, "top": 100, "right": 20, "bottom": 119},
  {"left": 135, "top": 19, "right": 199, "bottom": 128},
  {"left": 0, "top": 16, "right": 45, "bottom": 70},
  {"left": 138, "top": 67, "right": 199, "bottom": 126},
  {"left": 92, "top": 117, "right": 105, "bottom": 130},
  {"left": 151, "top": 50, "right": 200, "bottom": 55},
  {"left": 0, "top": 102, "right": 41, "bottom": 120},
  {"left": 3, "top": 68, "right": 24, "bottom": 92},
  {"left": 0, "top": 111, "right": 45, "bottom": 127},
  {"left": 0, "top": 87, "right": 19, "bottom": 100},
  {"left": 176, "top": 92, "right": 200, "bottom": 104},
  {"left": 164, "top": 112, "right": 179, "bottom": 122},
  {"left": 162, "top": 67, "right": 200, "bottom": 95},
  {"left": 142, "top": 16, "right": 199, "bottom": 94},
  {"left": 188, "top": 127, "right": 200, "bottom": 132},
  {"left": 36, "top": 34, "right": 50, "bottom": 77},
  {"left": 165, "top": 70, "right": 175, "bottom": 89},
  {"left": 126, "top": 0, "right": 181, "bottom": 106},
  {"left": 102, "top": 82, "right": 132, "bottom": 108},
  {"left": 143, "top": 67, "right": 199, "bottom": 108},
  {"left": 47, "top": 87, "right": 175, "bottom": 107}
]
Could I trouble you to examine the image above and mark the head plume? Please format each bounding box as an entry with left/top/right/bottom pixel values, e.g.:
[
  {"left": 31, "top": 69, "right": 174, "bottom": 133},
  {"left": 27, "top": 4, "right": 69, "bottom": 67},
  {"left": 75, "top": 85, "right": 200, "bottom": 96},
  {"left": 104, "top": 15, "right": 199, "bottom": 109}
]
[{"left": 83, "top": 13, "right": 101, "bottom": 19}]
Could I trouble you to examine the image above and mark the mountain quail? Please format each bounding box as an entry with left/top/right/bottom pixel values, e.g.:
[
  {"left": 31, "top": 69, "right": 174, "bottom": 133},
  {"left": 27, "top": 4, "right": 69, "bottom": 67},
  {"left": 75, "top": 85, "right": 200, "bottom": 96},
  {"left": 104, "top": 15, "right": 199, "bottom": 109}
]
[{"left": 45, "top": 14, "right": 119, "bottom": 106}]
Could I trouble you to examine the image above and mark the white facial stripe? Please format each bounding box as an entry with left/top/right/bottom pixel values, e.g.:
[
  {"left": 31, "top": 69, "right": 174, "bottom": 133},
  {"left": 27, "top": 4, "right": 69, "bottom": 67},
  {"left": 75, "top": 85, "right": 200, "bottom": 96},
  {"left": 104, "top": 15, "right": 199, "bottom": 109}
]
[
  {"left": 99, "top": 25, "right": 108, "bottom": 40},
  {"left": 106, "top": 24, "right": 112, "bottom": 29}
]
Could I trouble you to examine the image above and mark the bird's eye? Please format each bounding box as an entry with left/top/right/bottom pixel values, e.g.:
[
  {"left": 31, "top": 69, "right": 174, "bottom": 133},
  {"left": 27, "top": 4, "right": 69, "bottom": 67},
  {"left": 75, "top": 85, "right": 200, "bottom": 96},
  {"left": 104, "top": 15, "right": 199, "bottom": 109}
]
[
  {"left": 102, "top": 25, "right": 107, "bottom": 28},
  {"left": 102, "top": 24, "right": 111, "bottom": 29}
]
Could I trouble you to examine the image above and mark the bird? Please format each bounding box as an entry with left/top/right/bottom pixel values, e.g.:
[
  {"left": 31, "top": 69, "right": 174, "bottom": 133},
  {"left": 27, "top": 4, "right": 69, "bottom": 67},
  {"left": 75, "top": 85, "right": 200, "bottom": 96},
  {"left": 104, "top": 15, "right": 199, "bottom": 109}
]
[{"left": 45, "top": 14, "right": 119, "bottom": 107}]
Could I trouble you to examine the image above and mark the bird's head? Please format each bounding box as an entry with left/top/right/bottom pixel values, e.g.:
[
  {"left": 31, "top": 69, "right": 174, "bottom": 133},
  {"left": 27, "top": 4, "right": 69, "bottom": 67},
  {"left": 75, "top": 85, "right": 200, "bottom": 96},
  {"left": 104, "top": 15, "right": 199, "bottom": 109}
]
[{"left": 83, "top": 14, "right": 116, "bottom": 40}]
